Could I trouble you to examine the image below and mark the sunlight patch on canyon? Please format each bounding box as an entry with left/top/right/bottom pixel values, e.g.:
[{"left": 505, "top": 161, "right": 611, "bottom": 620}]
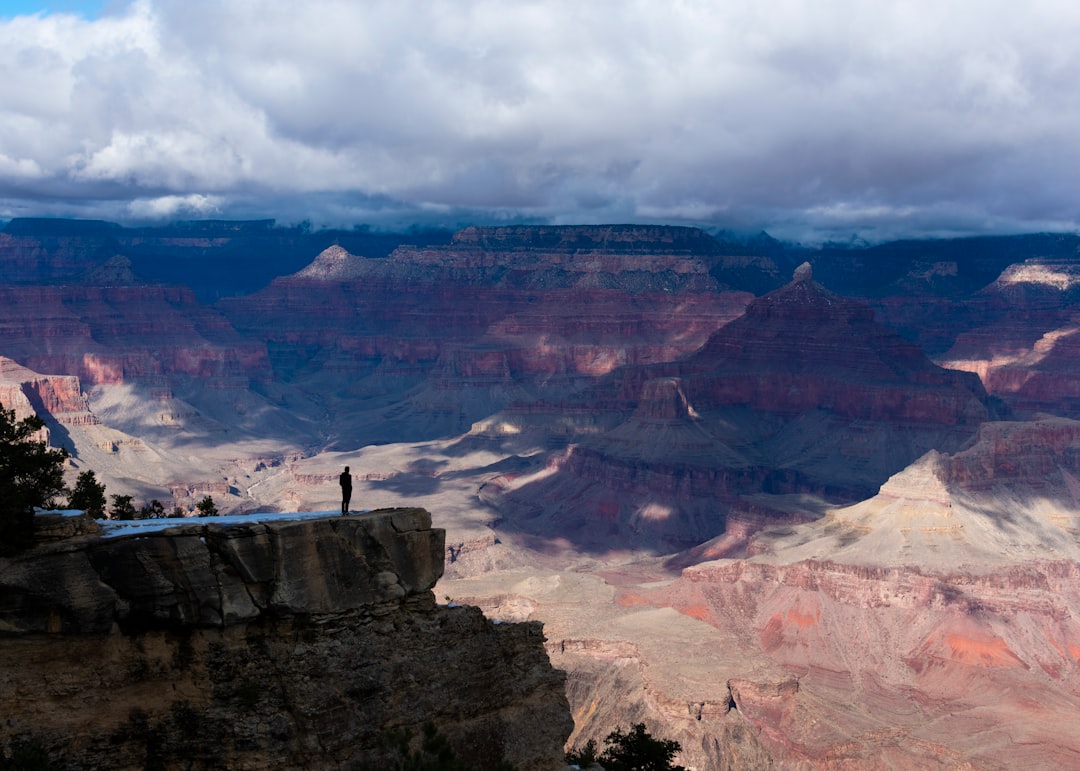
[
  {"left": 998, "top": 263, "right": 1080, "bottom": 290},
  {"left": 941, "top": 325, "right": 1080, "bottom": 392},
  {"left": 634, "top": 501, "right": 677, "bottom": 521}
]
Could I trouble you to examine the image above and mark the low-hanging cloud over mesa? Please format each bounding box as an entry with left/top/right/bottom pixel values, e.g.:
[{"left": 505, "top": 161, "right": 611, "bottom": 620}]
[{"left": 3, "top": 0, "right": 1080, "bottom": 241}]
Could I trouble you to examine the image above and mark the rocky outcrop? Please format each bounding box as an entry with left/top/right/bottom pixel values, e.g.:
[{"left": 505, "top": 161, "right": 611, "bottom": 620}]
[
  {"left": 600, "top": 417, "right": 1080, "bottom": 767},
  {"left": 0, "top": 509, "right": 572, "bottom": 770},
  {"left": 483, "top": 271, "right": 993, "bottom": 551},
  {"left": 0, "top": 356, "right": 97, "bottom": 428}
]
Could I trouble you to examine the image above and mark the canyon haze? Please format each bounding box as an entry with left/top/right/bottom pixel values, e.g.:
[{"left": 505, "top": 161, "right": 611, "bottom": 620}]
[{"left": 5, "top": 218, "right": 1080, "bottom": 768}]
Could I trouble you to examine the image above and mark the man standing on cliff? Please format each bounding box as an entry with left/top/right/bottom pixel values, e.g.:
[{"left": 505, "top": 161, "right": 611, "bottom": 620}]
[{"left": 340, "top": 466, "right": 352, "bottom": 515}]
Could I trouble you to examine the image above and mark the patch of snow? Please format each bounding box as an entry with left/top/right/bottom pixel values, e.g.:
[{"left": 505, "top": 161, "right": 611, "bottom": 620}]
[
  {"left": 34, "top": 508, "right": 87, "bottom": 518},
  {"left": 97, "top": 510, "right": 367, "bottom": 539}
]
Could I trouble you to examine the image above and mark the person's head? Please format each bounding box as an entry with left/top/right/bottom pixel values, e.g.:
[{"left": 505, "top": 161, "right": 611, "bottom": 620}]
[{"left": 344, "top": 466, "right": 350, "bottom": 473}]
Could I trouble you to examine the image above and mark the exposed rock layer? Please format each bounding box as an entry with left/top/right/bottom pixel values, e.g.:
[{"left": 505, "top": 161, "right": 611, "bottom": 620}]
[
  {"left": 218, "top": 227, "right": 752, "bottom": 444},
  {"left": 482, "top": 275, "right": 992, "bottom": 551},
  {"left": 0, "top": 284, "right": 269, "bottom": 386},
  {"left": 0, "top": 509, "right": 572, "bottom": 770}
]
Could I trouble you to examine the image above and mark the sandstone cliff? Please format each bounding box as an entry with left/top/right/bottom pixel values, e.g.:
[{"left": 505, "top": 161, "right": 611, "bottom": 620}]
[
  {"left": 0, "top": 356, "right": 97, "bottom": 430},
  {"left": 0, "top": 509, "right": 572, "bottom": 770}
]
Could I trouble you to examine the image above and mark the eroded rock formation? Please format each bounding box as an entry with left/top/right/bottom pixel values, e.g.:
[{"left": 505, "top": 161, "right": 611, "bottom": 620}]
[
  {"left": 0, "top": 509, "right": 572, "bottom": 770},
  {"left": 482, "top": 272, "right": 993, "bottom": 551},
  {"left": 0, "top": 356, "right": 96, "bottom": 429},
  {"left": 218, "top": 225, "right": 752, "bottom": 444},
  {"left": 0, "top": 283, "right": 270, "bottom": 387},
  {"left": 936, "top": 258, "right": 1080, "bottom": 417},
  {"left": 611, "top": 417, "right": 1080, "bottom": 768}
]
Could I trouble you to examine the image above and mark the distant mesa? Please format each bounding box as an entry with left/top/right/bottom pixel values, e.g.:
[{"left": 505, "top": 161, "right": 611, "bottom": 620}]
[{"left": 449, "top": 224, "right": 724, "bottom": 254}]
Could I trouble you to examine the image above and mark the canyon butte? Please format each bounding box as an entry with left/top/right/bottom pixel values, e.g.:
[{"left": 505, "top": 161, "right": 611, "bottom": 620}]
[{"left": 5, "top": 219, "right": 1080, "bottom": 768}]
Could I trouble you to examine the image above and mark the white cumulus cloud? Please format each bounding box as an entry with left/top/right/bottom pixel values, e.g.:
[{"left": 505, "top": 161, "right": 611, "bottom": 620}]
[
  {"left": 1, "top": 0, "right": 1080, "bottom": 240},
  {"left": 126, "top": 193, "right": 223, "bottom": 218}
]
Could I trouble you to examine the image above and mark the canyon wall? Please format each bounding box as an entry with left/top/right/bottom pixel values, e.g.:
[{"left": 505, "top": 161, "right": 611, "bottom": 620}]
[
  {"left": 0, "top": 283, "right": 270, "bottom": 387},
  {"left": 481, "top": 270, "right": 994, "bottom": 552},
  {"left": 0, "top": 509, "right": 573, "bottom": 770}
]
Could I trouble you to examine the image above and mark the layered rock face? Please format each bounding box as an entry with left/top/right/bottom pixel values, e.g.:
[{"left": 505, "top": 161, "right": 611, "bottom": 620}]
[
  {"left": 936, "top": 258, "right": 1080, "bottom": 417},
  {"left": 482, "top": 268, "right": 992, "bottom": 550},
  {"left": 0, "top": 509, "right": 572, "bottom": 770},
  {"left": 0, "top": 283, "right": 270, "bottom": 387},
  {"left": 643, "top": 270, "right": 989, "bottom": 425},
  {"left": 0, "top": 273, "right": 323, "bottom": 504},
  {"left": 611, "top": 417, "right": 1080, "bottom": 768},
  {"left": 851, "top": 233, "right": 1080, "bottom": 356},
  {"left": 0, "top": 356, "right": 96, "bottom": 427},
  {"left": 219, "top": 225, "right": 752, "bottom": 444},
  {"left": 0, "top": 226, "right": 120, "bottom": 283},
  {"left": 0, "top": 220, "right": 277, "bottom": 389}
]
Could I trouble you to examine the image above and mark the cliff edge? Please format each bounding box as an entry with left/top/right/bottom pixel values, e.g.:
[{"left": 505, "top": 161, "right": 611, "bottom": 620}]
[{"left": 0, "top": 508, "right": 572, "bottom": 770}]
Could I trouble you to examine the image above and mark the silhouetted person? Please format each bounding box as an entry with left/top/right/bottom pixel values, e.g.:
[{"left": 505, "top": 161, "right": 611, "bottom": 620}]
[{"left": 340, "top": 466, "right": 352, "bottom": 515}]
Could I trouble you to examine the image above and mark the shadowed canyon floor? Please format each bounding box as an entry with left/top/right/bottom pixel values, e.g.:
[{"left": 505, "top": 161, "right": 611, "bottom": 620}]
[{"left": 8, "top": 222, "right": 1080, "bottom": 767}]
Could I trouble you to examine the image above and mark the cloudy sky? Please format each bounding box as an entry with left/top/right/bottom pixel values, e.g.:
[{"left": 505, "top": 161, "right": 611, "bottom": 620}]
[{"left": 3, "top": 0, "right": 1080, "bottom": 242}]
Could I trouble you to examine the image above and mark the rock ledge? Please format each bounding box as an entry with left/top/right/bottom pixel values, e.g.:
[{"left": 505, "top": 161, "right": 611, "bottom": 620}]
[{"left": 0, "top": 509, "right": 572, "bottom": 770}]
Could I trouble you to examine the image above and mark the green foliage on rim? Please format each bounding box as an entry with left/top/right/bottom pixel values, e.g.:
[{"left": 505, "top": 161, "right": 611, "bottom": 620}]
[{"left": 0, "top": 405, "right": 68, "bottom": 555}]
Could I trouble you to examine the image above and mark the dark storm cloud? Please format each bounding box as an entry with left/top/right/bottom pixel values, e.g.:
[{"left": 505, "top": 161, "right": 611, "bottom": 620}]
[{"left": 2, "top": 0, "right": 1080, "bottom": 240}]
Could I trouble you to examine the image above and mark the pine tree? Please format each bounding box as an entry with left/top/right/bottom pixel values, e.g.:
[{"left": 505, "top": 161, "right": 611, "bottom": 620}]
[
  {"left": 109, "top": 494, "right": 136, "bottom": 521},
  {"left": 140, "top": 499, "right": 166, "bottom": 519},
  {"left": 67, "top": 470, "right": 107, "bottom": 518},
  {"left": 0, "top": 405, "right": 68, "bottom": 555},
  {"left": 596, "top": 724, "right": 686, "bottom": 771},
  {"left": 195, "top": 496, "right": 218, "bottom": 517}
]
